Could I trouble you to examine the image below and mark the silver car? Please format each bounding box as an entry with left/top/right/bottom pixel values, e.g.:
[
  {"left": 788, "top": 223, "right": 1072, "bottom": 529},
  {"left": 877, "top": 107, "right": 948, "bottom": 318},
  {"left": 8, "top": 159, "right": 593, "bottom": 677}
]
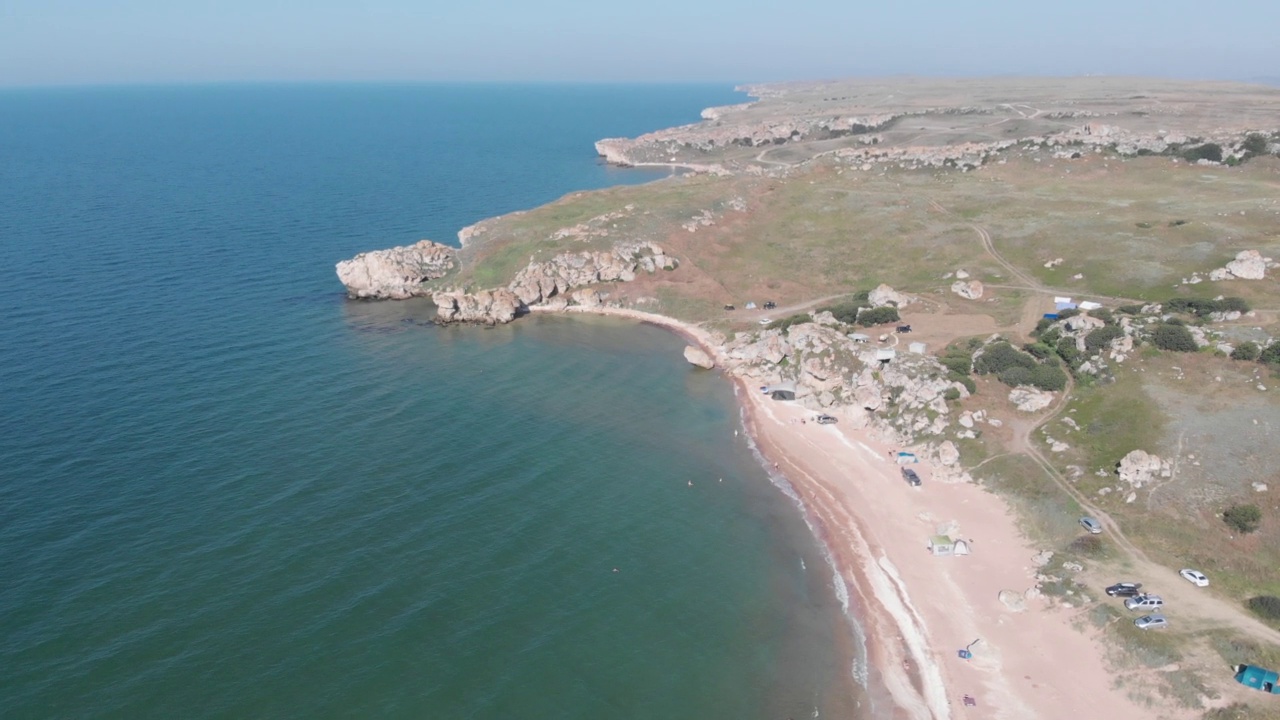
[
  {"left": 1080, "top": 516, "right": 1102, "bottom": 534},
  {"left": 1134, "top": 614, "right": 1168, "bottom": 630}
]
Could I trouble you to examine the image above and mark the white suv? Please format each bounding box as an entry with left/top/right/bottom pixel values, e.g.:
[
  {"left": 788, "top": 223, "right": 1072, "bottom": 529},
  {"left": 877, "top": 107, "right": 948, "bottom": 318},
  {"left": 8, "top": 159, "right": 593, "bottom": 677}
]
[{"left": 1125, "top": 594, "right": 1164, "bottom": 612}]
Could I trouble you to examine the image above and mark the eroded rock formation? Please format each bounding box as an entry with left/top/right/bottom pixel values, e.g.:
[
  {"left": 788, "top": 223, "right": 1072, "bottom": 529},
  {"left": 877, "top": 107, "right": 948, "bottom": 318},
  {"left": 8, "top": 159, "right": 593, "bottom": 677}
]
[{"left": 336, "top": 240, "right": 456, "bottom": 299}]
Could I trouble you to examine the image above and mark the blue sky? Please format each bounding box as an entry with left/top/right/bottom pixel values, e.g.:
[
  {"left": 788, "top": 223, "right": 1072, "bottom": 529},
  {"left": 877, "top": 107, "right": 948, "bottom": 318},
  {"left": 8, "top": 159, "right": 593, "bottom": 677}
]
[{"left": 3, "top": 0, "right": 1278, "bottom": 86}]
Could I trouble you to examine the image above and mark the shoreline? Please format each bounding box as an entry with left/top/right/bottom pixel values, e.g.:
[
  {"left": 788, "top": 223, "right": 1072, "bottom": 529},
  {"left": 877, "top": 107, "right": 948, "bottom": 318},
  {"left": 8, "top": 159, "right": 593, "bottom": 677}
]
[{"left": 538, "top": 304, "right": 1157, "bottom": 720}]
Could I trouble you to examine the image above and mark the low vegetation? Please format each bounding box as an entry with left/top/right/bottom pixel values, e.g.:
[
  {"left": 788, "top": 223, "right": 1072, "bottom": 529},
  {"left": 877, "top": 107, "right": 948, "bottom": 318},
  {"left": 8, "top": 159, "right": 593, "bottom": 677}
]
[
  {"left": 1152, "top": 323, "right": 1198, "bottom": 352},
  {"left": 1247, "top": 595, "right": 1280, "bottom": 622},
  {"left": 1224, "top": 504, "right": 1263, "bottom": 534},
  {"left": 974, "top": 340, "right": 1068, "bottom": 391}
]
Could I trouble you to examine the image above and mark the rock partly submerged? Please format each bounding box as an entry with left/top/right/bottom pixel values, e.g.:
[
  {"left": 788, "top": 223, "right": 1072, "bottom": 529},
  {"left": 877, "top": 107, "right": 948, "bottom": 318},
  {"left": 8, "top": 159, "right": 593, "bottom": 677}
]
[{"left": 335, "top": 240, "right": 456, "bottom": 299}]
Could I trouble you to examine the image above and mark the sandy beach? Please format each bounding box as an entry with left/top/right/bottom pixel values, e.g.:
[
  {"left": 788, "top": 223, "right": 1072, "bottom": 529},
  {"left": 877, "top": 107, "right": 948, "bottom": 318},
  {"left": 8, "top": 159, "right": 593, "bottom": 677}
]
[{"left": 550, "top": 305, "right": 1170, "bottom": 720}]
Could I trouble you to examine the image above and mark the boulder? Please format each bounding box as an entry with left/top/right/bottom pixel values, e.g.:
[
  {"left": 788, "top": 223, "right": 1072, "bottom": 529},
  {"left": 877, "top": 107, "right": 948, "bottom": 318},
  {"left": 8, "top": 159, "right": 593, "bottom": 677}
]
[
  {"left": 1116, "top": 449, "right": 1171, "bottom": 488},
  {"left": 432, "top": 289, "right": 524, "bottom": 325},
  {"left": 335, "top": 240, "right": 456, "bottom": 299},
  {"left": 683, "top": 345, "right": 715, "bottom": 369},
  {"left": 1009, "top": 387, "right": 1055, "bottom": 412},
  {"left": 950, "top": 279, "right": 984, "bottom": 300},
  {"left": 868, "top": 283, "right": 913, "bottom": 308},
  {"left": 1225, "top": 250, "right": 1266, "bottom": 280},
  {"left": 937, "top": 440, "right": 960, "bottom": 466},
  {"left": 999, "top": 589, "right": 1027, "bottom": 612}
]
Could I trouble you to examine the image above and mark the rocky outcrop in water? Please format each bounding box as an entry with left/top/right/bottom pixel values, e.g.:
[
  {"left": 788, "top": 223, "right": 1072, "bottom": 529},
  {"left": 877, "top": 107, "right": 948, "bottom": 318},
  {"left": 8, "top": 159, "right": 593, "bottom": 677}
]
[
  {"left": 336, "top": 240, "right": 456, "bottom": 299},
  {"left": 683, "top": 346, "right": 715, "bottom": 369},
  {"left": 431, "top": 288, "right": 524, "bottom": 325}
]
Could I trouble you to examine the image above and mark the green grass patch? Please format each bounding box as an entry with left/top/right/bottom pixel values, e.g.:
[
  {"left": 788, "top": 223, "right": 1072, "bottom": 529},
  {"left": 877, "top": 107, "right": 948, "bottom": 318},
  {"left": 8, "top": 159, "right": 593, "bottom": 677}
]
[
  {"left": 1061, "top": 372, "right": 1164, "bottom": 479},
  {"left": 977, "top": 454, "right": 1082, "bottom": 544}
]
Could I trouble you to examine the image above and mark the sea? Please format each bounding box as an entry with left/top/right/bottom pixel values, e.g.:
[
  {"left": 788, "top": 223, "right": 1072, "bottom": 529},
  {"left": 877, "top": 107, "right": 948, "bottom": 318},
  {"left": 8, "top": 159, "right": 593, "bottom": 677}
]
[{"left": 0, "top": 84, "right": 859, "bottom": 719}]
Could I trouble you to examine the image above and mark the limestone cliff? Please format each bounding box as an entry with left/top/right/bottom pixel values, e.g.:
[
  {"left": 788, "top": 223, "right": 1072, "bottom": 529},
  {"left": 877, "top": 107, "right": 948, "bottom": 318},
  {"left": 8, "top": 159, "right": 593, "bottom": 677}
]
[{"left": 335, "top": 240, "right": 456, "bottom": 299}]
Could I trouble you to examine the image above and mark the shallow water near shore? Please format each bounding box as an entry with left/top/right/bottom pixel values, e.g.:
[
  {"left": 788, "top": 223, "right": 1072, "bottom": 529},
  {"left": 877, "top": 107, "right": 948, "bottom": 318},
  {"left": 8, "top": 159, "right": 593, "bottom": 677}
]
[{"left": 0, "top": 85, "right": 860, "bottom": 718}]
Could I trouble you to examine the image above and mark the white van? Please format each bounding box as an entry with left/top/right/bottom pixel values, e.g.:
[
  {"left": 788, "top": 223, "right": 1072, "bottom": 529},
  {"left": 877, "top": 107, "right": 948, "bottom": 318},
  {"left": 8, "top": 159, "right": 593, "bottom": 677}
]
[{"left": 1125, "top": 594, "right": 1164, "bottom": 612}]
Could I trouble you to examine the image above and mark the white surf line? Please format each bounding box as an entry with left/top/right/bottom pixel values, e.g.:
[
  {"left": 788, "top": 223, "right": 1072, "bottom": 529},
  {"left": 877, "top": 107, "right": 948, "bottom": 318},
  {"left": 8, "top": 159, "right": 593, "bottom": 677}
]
[{"left": 782, "top": 418, "right": 951, "bottom": 720}]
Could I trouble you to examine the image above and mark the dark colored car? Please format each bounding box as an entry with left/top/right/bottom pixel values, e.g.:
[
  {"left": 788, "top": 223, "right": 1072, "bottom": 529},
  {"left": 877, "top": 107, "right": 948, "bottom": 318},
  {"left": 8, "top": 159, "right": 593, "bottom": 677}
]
[
  {"left": 1105, "top": 582, "right": 1143, "bottom": 597},
  {"left": 815, "top": 414, "right": 838, "bottom": 425},
  {"left": 896, "top": 324, "right": 912, "bottom": 333},
  {"left": 902, "top": 468, "right": 922, "bottom": 486},
  {"left": 763, "top": 301, "right": 777, "bottom": 310}
]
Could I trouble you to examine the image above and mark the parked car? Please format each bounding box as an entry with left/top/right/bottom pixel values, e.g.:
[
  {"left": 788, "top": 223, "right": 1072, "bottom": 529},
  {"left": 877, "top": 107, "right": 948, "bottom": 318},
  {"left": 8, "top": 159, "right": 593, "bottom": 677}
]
[
  {"left": 1125, "top": 594, "right": 1164, "bottom": 612},
  {"left": 1180, "top": 569, "right": 1209, "bottom": 587},
  {"left": 758, "top": 318, "right": 772, "bottom": 326},
  {"left": 896, "top": 324, "right": 912, "bottom": 333},
  {"left": 723, "top": 304, "right": 735, "bottom": 311},
  {"left": 902, "top": 468, "right": 922, "bottom": 487},
  {"left": 1134, "top": 614, "right": 1168, "bottom": 630},
  {"left": 1080, "top": 516, "right": 1103, "bottom": 534},
  {"left": 763, "top": 301, "right": 777, "bottom": 310},
  {"left": 815, "top": 414, "right": 838, "bottom": 425},
  {"left": 1105, "top": 582, "right": 1143, "bottom": 597}
]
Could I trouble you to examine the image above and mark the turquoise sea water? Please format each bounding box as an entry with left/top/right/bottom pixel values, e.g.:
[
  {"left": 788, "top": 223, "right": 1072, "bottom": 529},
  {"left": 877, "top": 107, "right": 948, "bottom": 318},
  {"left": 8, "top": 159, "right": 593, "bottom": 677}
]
[{"left": 0, "top": 85, "right": 855, "bottom": 718}]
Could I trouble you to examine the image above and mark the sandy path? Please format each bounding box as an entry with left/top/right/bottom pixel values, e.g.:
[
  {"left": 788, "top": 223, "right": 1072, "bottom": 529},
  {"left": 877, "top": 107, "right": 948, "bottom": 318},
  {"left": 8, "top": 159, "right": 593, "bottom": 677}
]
[{"left": 550, "top": 305, "right": 1169, "bottom": 718}]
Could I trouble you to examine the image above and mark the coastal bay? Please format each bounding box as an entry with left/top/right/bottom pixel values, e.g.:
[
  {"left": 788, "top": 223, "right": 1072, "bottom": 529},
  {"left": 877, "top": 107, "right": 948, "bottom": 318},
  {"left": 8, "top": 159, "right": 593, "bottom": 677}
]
[{"left": 0, "top": 85, "right": 856, "bottom": 718}]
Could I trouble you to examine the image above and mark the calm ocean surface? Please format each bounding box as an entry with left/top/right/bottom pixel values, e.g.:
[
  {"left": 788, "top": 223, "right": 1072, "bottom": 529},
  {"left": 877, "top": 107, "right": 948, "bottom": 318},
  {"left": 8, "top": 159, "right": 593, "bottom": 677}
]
[{"left": 0, "top": 85, "right": 855, "bottom": 719}]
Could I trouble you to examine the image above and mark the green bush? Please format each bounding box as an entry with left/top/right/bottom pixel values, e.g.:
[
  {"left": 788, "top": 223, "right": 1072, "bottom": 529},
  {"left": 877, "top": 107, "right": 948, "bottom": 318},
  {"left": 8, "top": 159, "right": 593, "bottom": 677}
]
[
  {"left": 940, "top": 354, "right": 972, "bottom": 375},
  {"left": 1056, "top": 308, "right": 1080, "bottom": 320},
  {"left": 1091, "top": 308, "right": 1115, "bottom": 325},
  {"left": 856, "top": 306, "right": 900, "bottom": 327},
  {"left": 1165, "top": 296, "right": 1250, "bottom": 318},
  {"left": 819, "top": 297, "right": 865, "bottom": 324},
  {"left": 1151, "top": 323, "right": 1197, "bottom": 352},
  {"left": 1242, "top": 133, "right": 1269, "bottom": 157},
  {"left": 1084, "top": 325, "right": 1125, "bottom": 354},
  {"left": 766, "top": 314, "right": 810, "bottom": 332},
  {"left": 1023, "top": 342, "right": 1056, "bottom": 360},
  {"left": 974, "top": 342, "right": 1037, "bottom": 375},
  {"left": 1117, "top": 304, "right": 1145, "bottom": 315},
  {"left": 1260, "top": 343, "right": 1280, "bottom": 366},
  {"left": 1182, "top": 143, "right": 1223, "bottom": 163},
  {"left": 998, "top": 365, "right": 1035, "bottom": 387},
  {"left": 1033, "top": 318, "right": 1054, "bottom": 335},
  {"left": 1055, "top": 336, "right": 1082, "bottom": 365},
  {"left": 948, "top": 373, "right": 977, "bottom": 394},
  {"left": 943, "top": 387, "right": 961, "bottom": 402},
  {"left": 1224, "top": 504, "right": 1262, "bottom": 534},
  {"left": 1247, "top": 595, "right": 1280, "bottom": 620},
  {"left": 1231, "top": 342, "right": 1261, "bottom": 362},
  {"left": 1030, "top": 364, "right": 1068, "bottom": 391}
]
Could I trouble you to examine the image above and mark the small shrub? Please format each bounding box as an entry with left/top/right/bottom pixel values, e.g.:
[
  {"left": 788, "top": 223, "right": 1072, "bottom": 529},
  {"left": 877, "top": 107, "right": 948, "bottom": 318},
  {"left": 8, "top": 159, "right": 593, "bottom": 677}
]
[
  {"left": 949, "top": 373, "right": 976, "bottom": 394},
  {"left": 1068, "top": 534, "right": 1105, "bottom": 557},
  {"left": 766, "top": 314, "right": 810, "bottom": 332},
  {"left": 1152, "top": 323, "right": 1197, "bottom": 352},
  {"left": 1033, "top": 318, "right": 1054, "bottom": 335},
  {"left": 1182, "top": 143, "right": 1223, "bottom": 163},
  {"left": 856, "top": 306, "right": 900, "bottom": 327},
  {"left": 1247, "top": 595, "right": 1280, "bottom": 621},
  {"left": 1055, "top": 336, "right": 1082, "bottom": 365},
  {"left": 1056, "top": 308, "right": 1080, "bottom": 320},
  {"left": 1029, "top": 364, "right": 1068, "bottom": 392},
  {"left": 1232, "top": 342, "right": 1261, "bottom": 362},
  {"left": 1261, "top": 342, "right": 1280, "bottom": 366},
  {"left": 1224, "top": 503, "right": 1262, "bottom": 534},
  {"left": 998, "top": 365, "right": 1035, "bottom": 387},
  {"left": 1117, "top": 304, "right": 1145, "bottom": 315},
  {"left": 943, "top": 387, "right": 961, "bottom": 402},
  {"left": 1084, "top": 325, "right": 1125, "bottom": 354},
  {"left": 974, "top": 342, "right": 1037, "bottom": 375},
  {"left": 1023, "top": 342, "right": 1055, "bottom": 360},
  {"left": 940, "top": 354, "right": 972, "bottom": 376},
  {"left": 819, "top": 296, "right": 866, "bottom": 324},
  {"left": 1242, "top": 133, "right": 1269, "bottom": 157},
  {"left": 1092, "top": 308, "right": 1115, "bottom": 325}
]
